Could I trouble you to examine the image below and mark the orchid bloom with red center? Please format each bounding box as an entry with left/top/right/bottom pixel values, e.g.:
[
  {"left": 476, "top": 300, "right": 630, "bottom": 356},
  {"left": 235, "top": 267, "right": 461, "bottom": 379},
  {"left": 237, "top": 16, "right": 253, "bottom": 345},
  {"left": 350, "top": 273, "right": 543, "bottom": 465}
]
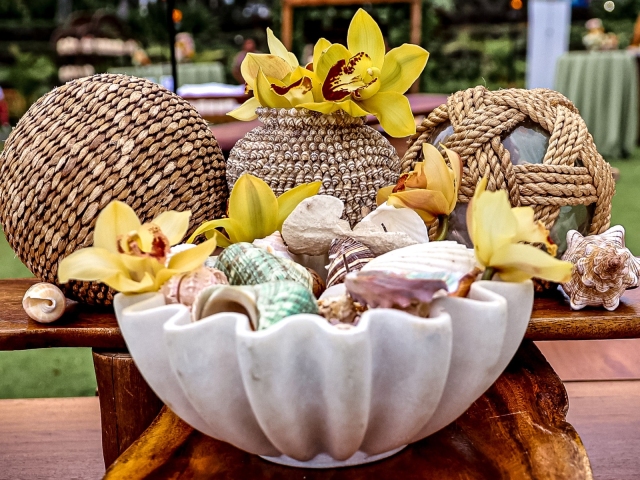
[{"left": 299, "top": 9, "right": 429, "bottom": 137}]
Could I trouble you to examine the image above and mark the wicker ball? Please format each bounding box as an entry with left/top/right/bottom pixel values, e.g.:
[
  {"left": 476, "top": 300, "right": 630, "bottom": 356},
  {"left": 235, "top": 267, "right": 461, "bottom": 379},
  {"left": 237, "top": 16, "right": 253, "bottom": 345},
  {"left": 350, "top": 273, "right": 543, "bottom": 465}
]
[
  {"left": 402, "top": 87, "right": 615, "bottom": 246},
  {"left": 227, "top": 107, "right": 401, "bottom": 226},
  {"left": 0, "top": 74, "right": 228, "bottom": 305}
]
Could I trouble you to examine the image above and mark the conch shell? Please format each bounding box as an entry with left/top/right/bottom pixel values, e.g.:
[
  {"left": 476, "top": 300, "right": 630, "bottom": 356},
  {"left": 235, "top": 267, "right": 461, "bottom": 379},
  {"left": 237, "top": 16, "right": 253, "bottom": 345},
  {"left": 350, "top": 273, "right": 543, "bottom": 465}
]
[
  {"left": 561, "top": 226, "right": 640, "bottom": 311},
  {"left": 192, "top": 281, "right": 319, "bottom": 330},
  {"left": 161, "top": 266, "right": 228, "bottom": 308},
  {"left": 22, "top": 283, "right": 67, "bottom": 323}
]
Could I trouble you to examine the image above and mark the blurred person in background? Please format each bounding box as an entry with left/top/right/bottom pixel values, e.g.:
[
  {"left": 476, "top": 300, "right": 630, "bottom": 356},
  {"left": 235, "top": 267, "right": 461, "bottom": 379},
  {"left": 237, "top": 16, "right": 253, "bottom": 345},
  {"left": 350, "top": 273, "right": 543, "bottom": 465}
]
[
  {"left": 0, "top": 87, "right": 9, "bottom": 128},
  {"left": 232, "top": 38, "right": 257, "bottom": 84}
]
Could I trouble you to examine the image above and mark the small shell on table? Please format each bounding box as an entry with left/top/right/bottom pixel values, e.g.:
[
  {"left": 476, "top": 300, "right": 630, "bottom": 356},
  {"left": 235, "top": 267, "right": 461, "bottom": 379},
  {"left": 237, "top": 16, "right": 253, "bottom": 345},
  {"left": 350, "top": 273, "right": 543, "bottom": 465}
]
[
  {"left": 214, "top": 243, "right": 322, "bottom": 296},
  {"left": 161, "top": 266, "right": 229, "bottom": 308},
  {"left": 326, "top": 237, "right": 375, "bottom": 288},
  {"left": 561, "top": 226, "right": 640, "bottom": 311},
  {"left": 345, "top": 271, "right": 450, "bottom": 317},
  {"left": 22, "top": 283, "right": 67, "bottom": 323},
  {"left": 192, "top": 281, "right": 319, "bottom": 330}
]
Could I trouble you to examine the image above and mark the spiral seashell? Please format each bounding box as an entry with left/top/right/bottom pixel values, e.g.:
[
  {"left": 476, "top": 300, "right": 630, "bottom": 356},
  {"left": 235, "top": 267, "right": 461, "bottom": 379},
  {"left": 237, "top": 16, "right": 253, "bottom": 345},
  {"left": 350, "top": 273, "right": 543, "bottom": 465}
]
[
  {"left": 214, "top": 243, "right": 316, "bottom": 294},
  {"left": 345, "top": 271, "right": 450, "bottom": 317},
  {"left": 561, "top": 226, "right": 640, "bottom": 311},
  {"left": 325, "top": 237, "right": 375, "bottom": 288},
  {"left": 192, "top": 281, "right": 319, "bottom": 330},
  {"left": 22, "top": 283, "right": 67, "bottom": 323},
  {"left": 161, "top": 266, "right": 228, "bottom": 308},
  {"left": 253, "top": 232, "right": 295, "bottom": 261},
  {"left": 362, "top": 241, "right": 478, "bottom": 278}
]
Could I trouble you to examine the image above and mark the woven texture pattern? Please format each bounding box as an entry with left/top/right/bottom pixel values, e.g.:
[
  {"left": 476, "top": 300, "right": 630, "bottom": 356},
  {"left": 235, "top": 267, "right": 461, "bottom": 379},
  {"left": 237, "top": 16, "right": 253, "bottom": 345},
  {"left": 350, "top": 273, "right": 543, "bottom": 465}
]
[
  {"left": 0, "top": 74, "right": 228, "bottom": 305},
  {"left": 227, "top": 107, "right": 401, "bottom": 226},
  {"left": 402, "top": 86, "right": 615, "bottom": 238}
]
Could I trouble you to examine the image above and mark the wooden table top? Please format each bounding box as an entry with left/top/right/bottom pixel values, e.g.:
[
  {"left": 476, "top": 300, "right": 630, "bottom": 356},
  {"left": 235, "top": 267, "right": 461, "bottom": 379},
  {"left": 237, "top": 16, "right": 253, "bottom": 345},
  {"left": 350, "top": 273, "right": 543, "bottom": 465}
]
[
  {"left": 2, "top": 278, "right": 640, "bottom": 351},
  {"left": 102, "top": 342, "right": 591, "bottom": 479},
  {"left": 209, "top": 93, "right": 449, "bottom": 152}
]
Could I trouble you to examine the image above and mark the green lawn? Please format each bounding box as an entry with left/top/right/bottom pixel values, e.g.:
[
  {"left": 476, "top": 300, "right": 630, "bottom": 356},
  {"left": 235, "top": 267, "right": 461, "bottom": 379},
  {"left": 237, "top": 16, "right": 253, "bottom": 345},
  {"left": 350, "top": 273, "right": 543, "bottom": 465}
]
[{"left": 0, "top": 152, "right": 639, "bottom": 399}]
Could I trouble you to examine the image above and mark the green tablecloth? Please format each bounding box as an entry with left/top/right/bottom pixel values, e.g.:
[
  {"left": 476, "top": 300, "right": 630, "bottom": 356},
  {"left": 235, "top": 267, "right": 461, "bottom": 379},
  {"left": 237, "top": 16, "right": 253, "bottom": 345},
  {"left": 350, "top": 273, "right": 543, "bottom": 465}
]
[{"left": 555, "top": 51, "right": 638, "bottom": 159}]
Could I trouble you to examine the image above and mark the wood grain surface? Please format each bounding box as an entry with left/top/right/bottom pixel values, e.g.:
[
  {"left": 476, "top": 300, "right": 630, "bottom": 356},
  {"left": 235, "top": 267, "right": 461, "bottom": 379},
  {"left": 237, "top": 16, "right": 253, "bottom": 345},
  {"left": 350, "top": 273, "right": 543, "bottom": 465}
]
[
  {"left": 93, "top": 351, "right": 164, "bottom": 467},
  {"left": 2, "top": 279, "right": 640, "bottom": 352},
  {"left": 0, "top": 397, "right": 105, "bottom": 479},
  {"left": 103, "top": 341, "right": 592, "bottom": 480}
]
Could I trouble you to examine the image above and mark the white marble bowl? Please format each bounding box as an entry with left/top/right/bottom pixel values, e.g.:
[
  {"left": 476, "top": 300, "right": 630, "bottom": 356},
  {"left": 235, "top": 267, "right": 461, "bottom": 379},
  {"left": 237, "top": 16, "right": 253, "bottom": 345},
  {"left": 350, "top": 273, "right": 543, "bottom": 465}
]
[{"left": 114, "top": 279, "right": 533, "bottom": 468}]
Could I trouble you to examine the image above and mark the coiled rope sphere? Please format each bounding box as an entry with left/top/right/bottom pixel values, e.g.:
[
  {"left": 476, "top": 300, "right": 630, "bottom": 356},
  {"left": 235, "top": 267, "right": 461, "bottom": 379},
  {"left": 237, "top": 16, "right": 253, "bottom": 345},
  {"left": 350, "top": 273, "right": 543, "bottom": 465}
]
[
  {"left": 0, "top": 74, "right": 229, "bottom": 305},
  {"left": 402, "top": 86, "right": 615, "bottom": 238}
]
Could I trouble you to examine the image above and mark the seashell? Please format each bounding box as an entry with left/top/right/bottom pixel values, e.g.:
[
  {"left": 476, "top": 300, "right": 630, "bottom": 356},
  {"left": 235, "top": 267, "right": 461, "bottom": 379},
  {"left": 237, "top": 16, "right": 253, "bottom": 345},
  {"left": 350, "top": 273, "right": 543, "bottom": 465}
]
[
  {"left": 561, "top": 226, "right": 640, "bottom": 311},
  {"left": 22, "top": 282, "right": 67, "bottom": 323},
  {"left": 214, "top": 243, "right": 317, "bottom": 295},
  {"left": 161, "top": 266, "right": 229, "bottom": 308},
  {"left": 281, "top": 195, "right": 422, "bottom": 257},
  {"left": 317, "top": 294, "right": 365, "bottom": 325},
  {"left": 165, "top": 243, "right": 197, "bottom": 265},
  {"left": 326, "top": 237, "right": 375, "bottom": 288},
  {"left": 362, "top": 241, "right": 478, "bottom": 281},
  {"left": 345, "top": 271, "right": 450, "bottom": 318},
  {"left": 356, "top": 203, "right": 429, "bottom": 244},
  {"left": 253, "top": 232, "right": 296, "bottom": 261},
  {"left": 192, "top": 281, "right": 318, "bottom": 330},
  {"left": 306, "top": 267, "right": 326, "bottom": 298}
]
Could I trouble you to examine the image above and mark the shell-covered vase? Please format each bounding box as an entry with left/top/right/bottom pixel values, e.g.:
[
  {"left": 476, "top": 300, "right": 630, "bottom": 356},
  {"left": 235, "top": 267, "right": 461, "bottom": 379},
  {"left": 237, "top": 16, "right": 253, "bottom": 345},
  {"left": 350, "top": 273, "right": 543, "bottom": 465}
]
[
  {"left": 561, "top": 226, "right": 640, "bottom": 310},
  {"left": 192, "top": 281, "right": 318, "bottom": 331},
  {"left": 227, "top": 108, "right": 401, "bottom": 226},
  {"left": 214, "top": 243, "right": 318, "bottom": 295}
]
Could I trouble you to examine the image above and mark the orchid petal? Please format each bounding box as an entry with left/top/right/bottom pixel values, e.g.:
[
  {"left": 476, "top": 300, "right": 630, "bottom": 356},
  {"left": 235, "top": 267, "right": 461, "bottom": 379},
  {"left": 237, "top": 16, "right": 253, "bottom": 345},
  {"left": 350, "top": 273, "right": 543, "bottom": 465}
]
[
  {"left": 103, "top": 271, "right": 156, "bottom": 294},
  {"left": 423, "top": 143, "right": 455, "bottom": 211},
  {"left": 512, "top": 207, "right": 558, "bottom": 256},
  {"left": 376, "top": 185, "right": 395, "bottom": 205},
  {"left": 93, "top": 201, "right": 141, "bottom": 252},
  {"left": 379, "top": 44, "right": 429, "bottom": 94},
  {"left": 359, "top": 91, "right": 415, "bottom": 138},
  {"left": 316, "top": 44, "right": 351, "bottom": 83},
  {"left": 299, "top": 99, "right": 369, "bottom": 118},
  {"left": 267, "top": 27, "right": 299, "bottom": 68},
  {"left": 152, "top": 210, "right": 191, "bottom": 245},
  {"left": 313, "top": 38, "right": 332, "bottom": 70},
  {"left": 58, "top": 247, "right": 125, "bottom": 283},
  {"left": 228, "top": 97, "right": 260, "bottom": 121},
  {"left": 168, "top": 237, "right": 217, "bottom": 272},
  {"left": 241, "top": 53, "right": 292, "bottom": 90},
  {"left": 387, "top": 189, "right": 450, "bottom": 224},
  {"left": 491, "top": 243, "right": 574, "bottom": 283},
  {"left": 276, "top": 181, "right": 322, "bottom": 229},
  {"left": 228, "top": 174, "right": 279, "bottom": 241},
  {"left": 347, "top": 9, "right": 385, "bottom": 70},
  {"left": 255, "top": 69, "right": 293, "bottom": 109},
  {"left": 442, "top": 145, "right": 462, "bottom": 201}
]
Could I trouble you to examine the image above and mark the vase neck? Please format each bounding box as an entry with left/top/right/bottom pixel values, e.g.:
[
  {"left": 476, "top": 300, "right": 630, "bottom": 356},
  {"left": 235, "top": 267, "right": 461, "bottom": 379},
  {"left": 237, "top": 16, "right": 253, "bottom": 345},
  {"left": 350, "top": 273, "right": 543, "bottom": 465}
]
[{"left": 256, "top": 107, "right": 365, "bottom": 128}]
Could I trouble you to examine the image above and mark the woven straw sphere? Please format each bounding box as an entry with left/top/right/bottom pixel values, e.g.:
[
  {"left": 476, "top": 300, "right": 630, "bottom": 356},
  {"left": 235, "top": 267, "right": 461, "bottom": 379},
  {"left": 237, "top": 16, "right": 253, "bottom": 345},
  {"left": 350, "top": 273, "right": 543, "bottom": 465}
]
[
  {"left": 0, "top": 74, "right": 228, "bottom": 305},
  {"left": 227, "top": 107, "right": 401, "bottom": 226},
  {"left": 403, "top": 86, "right": 615, "bottom": 244}
]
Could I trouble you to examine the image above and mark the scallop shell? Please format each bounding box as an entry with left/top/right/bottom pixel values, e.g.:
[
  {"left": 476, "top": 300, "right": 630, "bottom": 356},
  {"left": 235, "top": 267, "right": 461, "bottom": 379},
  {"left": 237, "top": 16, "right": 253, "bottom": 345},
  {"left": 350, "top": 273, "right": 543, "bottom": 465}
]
[
  {"left": 253, "top": 232, "right": 295, "bottom": 261},
  {"left": 214, "top": 243, "right": 316, "bottom": 294},
  {"left": 161, "top": 266, "right": 229, "bottom": 308},
  {"left": 192, "top": 281, "right": 318, "bottom": 330},
  {"left": 362, "top": 241, "right": 478, "bottom": 278},
  {"left": 22, "top": 283, "right": 67, "bottom": 323},
  {"left": 325, "top": 237, "right": 375, "bottom": 288},
  {"left": 561, "top": 226, "right": 640, "bottom": 311},
  {"left": 345, "top": 271, "right": 450, "bottom": 317}
]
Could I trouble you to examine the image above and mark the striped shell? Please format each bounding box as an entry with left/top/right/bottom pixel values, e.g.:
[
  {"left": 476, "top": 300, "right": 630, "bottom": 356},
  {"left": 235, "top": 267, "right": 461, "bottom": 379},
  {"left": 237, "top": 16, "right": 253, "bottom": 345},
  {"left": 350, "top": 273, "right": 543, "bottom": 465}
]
[
  {"left": 363, "top": 241, "right": 478, "bottom": 277},
  {"left": 326, "top": 237, "right": 375, "bottom": 288},
  {"left": 161, "top": 266, "right": 229, "bottom": 308},
  {"left": 192, "top": 281, "right": 318, "bottom": 330},
  {"left": 561, "top": 226, "right": 640, "bottom": 311},
  {"left": 214, "top": 243, "right": 315, "bottom": 293},
  {"left": 22, "top": 282, "right": 67, "bottom": 323}
]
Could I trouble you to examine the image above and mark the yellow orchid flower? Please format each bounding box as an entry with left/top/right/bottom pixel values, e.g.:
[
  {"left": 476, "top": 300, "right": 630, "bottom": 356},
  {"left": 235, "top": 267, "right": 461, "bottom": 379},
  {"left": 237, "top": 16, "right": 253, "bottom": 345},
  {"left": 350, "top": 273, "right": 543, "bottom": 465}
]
[
  {"left": 188, "top": 174, "right": 321, "bottom": 247},
  {"left": 58, "top": 201, "right": 217, "bottom": 294},
  {"left": 230, "top": 28, "right": 311, "bottom": 121},
  {"left": 299, "top": 9, "right": 429, "bottom": 137},
  {"left": 377, "top": 143, "right": 462, "bottom": 238},
  {"left": 468, "top": 176, "right": 573, "bottom": 283}
]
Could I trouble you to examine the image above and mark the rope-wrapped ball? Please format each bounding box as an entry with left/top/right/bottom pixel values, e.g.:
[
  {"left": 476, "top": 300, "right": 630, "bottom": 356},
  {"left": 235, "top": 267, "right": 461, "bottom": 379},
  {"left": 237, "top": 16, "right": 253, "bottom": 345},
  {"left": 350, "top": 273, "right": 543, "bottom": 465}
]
[
  {"left": 402, "top": 86, "right": 615, "bottom": 249},
  {"left": 0, "top": 74, "right": 229, "bottom": 305}
]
